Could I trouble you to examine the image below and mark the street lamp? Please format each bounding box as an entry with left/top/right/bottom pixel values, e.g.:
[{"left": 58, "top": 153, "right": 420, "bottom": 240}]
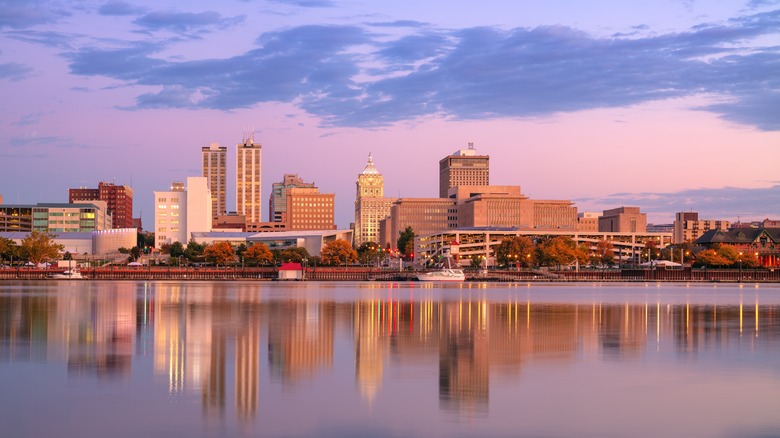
[{"left": 738, "top": 252, "right": 743, "bottom": 282}]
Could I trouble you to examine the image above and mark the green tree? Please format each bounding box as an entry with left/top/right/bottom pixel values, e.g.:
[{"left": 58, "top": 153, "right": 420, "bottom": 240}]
[
  {"left": 63, "top": 251, "right": 73, "bottom": 261},
  {"left": 203, "top": 241, "right": 235, "bottom": 265},
  {"left": 397, "top": 226, "right": 415, "bottom": 260},
  {"left": 321, "top": 239, "right": 358, "bottom": 266},
  {"left": 357, "top": 241, "right": 380, "bottom": 265},
  {"left": 184, "top": 240, "right": 205, "bottom": 261},
  {"left": 494, "top": 236, "right": 536, "bottom": 268},
  {"left": 20, "top": 231, "right": 63, "bottom": 265},
  {"left": 272, "top": 247, "right": 311, "bottom": 263},
  {"left": 236, "top": 243, "right": 248, "bottom": 264},
  {"left": 168, "top": 241, "right": 185, "bottom": 258},
  {"left": 245, "top": 243, "right": 273, "bottom": 266},
  {"left": 130, "top": 246, "right": 142, "bottom": 261}
]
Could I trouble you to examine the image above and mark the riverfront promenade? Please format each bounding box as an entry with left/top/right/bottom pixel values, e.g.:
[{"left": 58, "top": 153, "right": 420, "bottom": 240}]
[{"left": 1, "top": 266, "right": 778, "bottom": 282}]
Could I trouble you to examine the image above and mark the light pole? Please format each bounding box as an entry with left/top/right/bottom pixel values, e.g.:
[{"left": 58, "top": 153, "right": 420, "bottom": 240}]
[{"left": 738, "top": 252, "right": 743, "bottom": 282}]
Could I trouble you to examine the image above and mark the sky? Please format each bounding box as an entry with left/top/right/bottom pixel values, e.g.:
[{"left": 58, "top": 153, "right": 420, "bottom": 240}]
[{"left": 1, "top": 0, "right": 779, "bottom": 229}]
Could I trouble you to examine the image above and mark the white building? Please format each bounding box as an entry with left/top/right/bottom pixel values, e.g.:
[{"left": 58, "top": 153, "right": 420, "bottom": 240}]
[
  {"left": 154, "top": 177, "right": 212, "bottom": 248},
  {"left": 236, "top": 135, "right": 262, "bottom": 223}
]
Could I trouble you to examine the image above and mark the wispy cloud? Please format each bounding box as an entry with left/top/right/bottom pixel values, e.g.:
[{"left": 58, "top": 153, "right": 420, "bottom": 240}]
[
  {"left": 61, "top": 9, "right": 780, "bottom": 130},
  {"left": 133, "top": 10, "right": 245, "bottom": 35},
  {"left": 12, "top": 111, "right": 48, "bottom": 127},
  {"left": 267, "top": 0, "right": 337, "bottom": 7},
  {"left": 0, "top": 0, "right": 71, "bottom": 29},
  {"left": 98, "top": 0, "right": 146, "bottom": 17},
  {"left": 0, "top": 62, "right": 33, "bottom": 81}
]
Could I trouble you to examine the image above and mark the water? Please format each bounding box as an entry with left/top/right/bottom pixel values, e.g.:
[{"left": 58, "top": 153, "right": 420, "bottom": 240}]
[{"left": 1, "top": 280, "right": 780, "bottom": 438}]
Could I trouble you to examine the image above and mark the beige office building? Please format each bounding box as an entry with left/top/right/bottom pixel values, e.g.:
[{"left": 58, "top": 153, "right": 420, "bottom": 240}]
[
  {"left": 286, "top": 187, "right": 336, "bottom": 230},
  {"left": 237, "top": 136, "right": 262, "bottom": 223},
  {"left": 154, "top": 177, "right": 212, "bottom": 248},
  {"left": 439, "top": 144, "right": 489, "bottom": 198},
  {"left": 673, "top": 211, "right": 730, "bottom": 244},
  {"left": 354, "top": 154, "right": 395, "bottom": 246},
  {"left": 202, "top": 142, "right": 227, "bottom": 219},
  {"left": 598, "top": 207, "right": 646, "bottom": 233},
  {"left": 381, "top": 198, "right": 458, "bottom": 249}
]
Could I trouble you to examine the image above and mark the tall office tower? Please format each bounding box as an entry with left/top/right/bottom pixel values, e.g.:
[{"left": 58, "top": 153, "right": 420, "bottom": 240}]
[
  {"left": 269, "top": 174, "right": 316, "bottom": 222},
  {"left": 202, "top": 142, "right": 227, "bottom": 220},
  {"left": 354, "top": 154, "right": 395, "bottom": 246},
  {"left": 439, "top": 143, "right": 489, "bottom": 198},
  {"left": 236, "top": 135, "right": 262, "bottom": 223},
  {"left": 69, "top": 181, "right": 134, "bottom": 229}
]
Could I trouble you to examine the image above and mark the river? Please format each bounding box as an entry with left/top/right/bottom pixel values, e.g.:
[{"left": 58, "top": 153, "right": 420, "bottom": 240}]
[{"left": 1, "top": 280, "right": 779, "bottom": 437}]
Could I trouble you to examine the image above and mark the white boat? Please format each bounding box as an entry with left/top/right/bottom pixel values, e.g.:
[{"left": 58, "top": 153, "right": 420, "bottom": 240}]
[
  {"left": 416, "top": 255, "right": 465, "bottom": 282},
  {"left": 49, "top": 269, "right": 85, "bottom": 279}
]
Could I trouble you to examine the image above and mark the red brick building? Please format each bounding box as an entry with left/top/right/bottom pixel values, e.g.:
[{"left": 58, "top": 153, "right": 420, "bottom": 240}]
[{"left": 69, "top": 182, "right": 134, "bottom": 229}]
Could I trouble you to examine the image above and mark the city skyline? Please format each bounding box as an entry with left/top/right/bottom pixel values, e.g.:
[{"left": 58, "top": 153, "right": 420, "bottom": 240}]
[{"left": 1, "top": 0, "right": 779, "bottom": 228}]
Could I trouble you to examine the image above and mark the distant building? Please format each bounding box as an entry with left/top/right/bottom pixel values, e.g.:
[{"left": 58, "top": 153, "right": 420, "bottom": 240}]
[
  {"left": 381, "top": 198, "right": 458, "bottom": 249},
  {"left": 695, "top": 228, "right": 780, "bottom": 267},
  {"left": 354, "top": 154, "right": 396, "bottom": 246},
  {"left": 0, "top": 202, "right": 112, "bottom": 233},
  {"left": 577, "top": 212, "right": 601, "bottom": 232},
  {"left": 599, "top": 207, "right": 646, "bottom": 233},
  {"left": 269, "top": 174, "right": 317, "bottom": 223},
  {"left": 286, "top": 187, "right": 336, "bottom": 230},
  {"left": 236, "top": 135, "right": 262, "bottom": 223},
  {"left": 69, "top": 182, "right": 134, "bottom": 229},
  {"left": 153, "top": 177, "right": 212, "bottom": 248},
  {"left": 673, "top": 211, "right": 730, "bottom": 244},
  {"left": 439, "top": 144, "right": 489, "bottom": 198},
  {"left": 202, "top": 142, "right": 227, "bottom": 220}
]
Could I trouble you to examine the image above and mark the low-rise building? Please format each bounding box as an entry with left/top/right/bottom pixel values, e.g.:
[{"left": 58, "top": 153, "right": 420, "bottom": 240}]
[
  {"left": 599, "top": 207, "right": 646, "bottom": 233},
  {"left": 695, "top": 228, "right": 780, "bottom": 267},
  {"left": 0, "top": 202, "right": 112, "bottom": 233},
  {"left": 673, "top": 211, "right": 730, "bottom": 244}
]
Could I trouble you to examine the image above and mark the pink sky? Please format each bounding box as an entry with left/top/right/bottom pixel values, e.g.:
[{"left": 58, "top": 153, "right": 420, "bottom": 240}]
[{"left": 1, "top": 0, "right": 779, "bottom": 228}]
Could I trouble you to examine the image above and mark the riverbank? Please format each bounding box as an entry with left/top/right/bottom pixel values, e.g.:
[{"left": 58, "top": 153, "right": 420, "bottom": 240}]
[{"left": 1, "top": 266, "right": 778, "bottom": 282}]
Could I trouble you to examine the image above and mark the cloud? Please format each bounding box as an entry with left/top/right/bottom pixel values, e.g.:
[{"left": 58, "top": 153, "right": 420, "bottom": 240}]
[
  {"left": 367, "top": 20, "right": 429, "bottom": 28},
  {"left": 133, "top": 10, "right": 245, "bottom": 35},
  {"left": 575, "top": 186, "right": 780, "bottom": 222},
  {"left": 62, "top": 9, "right": 780, "bottom": 130},
  {"left": 0, "top": 62, "right": 33, "bottom": 81},
  {"left": 0, "top": 0, "right": 70, "bottom": 29},
  {"left": 98, "top": 0, "right": 146, "bottom": 16},
  {"left": 267, "top": 0, "right": 336, "bottom": 7},
  {"left": 13, "top": 111, "right": 48, "bottom": 127},
  {"left": 5, "top": 30, "right": 77, "bottom": 49}
]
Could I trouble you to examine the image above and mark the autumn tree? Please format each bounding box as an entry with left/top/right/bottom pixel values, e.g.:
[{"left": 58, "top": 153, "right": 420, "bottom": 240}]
[
  {"left": 244, "top": 242, "right": 273, "bottom": 266},
  {"left": 20, "top": 231, "right": 63, "bottom": 265},
  {"left": 537, "top": 236, "right": 577, "bottom": 269},
  {"left": 203, "top": 241, "right": 235, "bottom": 265},
  {"left": 494, "top": 236, "right": 536, "bottom": 268},
  {"left": 594, "top": 239, "right": 615, "bottom": 266},
  {"left": 321, "top": 239, "right": 358, "bottom": 266},
  {"left": 0, "top": 237, "right": 19, "bottom": 263},
  {"left": 694, "top": 249, "right": 731, "bottom": 268},
  {"left": 397, "top": 226, "right": 415, "bottom": 260}
]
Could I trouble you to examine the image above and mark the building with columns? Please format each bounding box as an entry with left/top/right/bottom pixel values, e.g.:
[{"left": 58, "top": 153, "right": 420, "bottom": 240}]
[{"left": 354, "top": 154, "right": 396, "bottom": 247}]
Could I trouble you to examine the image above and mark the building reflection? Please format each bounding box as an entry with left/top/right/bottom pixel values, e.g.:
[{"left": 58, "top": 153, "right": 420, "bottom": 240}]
[{"left": 2, "top": 284, "right": 780, "bottom": 422}]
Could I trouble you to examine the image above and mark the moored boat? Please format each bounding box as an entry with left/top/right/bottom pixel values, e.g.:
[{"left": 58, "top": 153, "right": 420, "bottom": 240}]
[{"left": 49, "top": 269, "right": 85, "bottom": 279}]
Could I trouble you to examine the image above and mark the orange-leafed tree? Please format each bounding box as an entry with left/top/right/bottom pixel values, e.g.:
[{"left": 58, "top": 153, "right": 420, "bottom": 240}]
[
  {"left": 203, "top": 241, "right": 235, "bottom": 265},
  {"left": 321, "top": 239, "right": 358, "bottom": 266},
  {"left": 244, "top": 242, "right": 273, "bottom": 266}
]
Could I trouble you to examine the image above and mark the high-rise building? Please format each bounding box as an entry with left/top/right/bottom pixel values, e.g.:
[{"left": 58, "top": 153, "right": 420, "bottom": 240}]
[
  {"left": 269, "top": 174, "right": 316, "bottom": 222},
  {"left": 286, "top": 187, "right": 336, "bottom": 230},
  {"left": 154, "top": 177, "right": 212, "bottom": 248},
  {"left": 69, "top": 182, "right": 134, "bottom": 229},
  {"left": 236, "top": 135, "right": 262, "bottom": 223},
  {"left": 439, "top": 144, "right": 489, "bottom": 198},
  {"left": 202, "top": 142, "right": 227, "bottom": 220},
  {"left": 355, "top": 154, "right": 396, "bottom": 247}
]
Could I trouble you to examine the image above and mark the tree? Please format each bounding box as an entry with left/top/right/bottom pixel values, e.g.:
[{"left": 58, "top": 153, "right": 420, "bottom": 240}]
[
  {"left": 203, "top": 241, "right": 235, "bottom": 265},
  {"left": 272, "top": 247, "right": 311, "bottom": 263},
  {"left": 594, "top": 239, "right": 615, "bottom": 266},
  {"left": 184, "top": 240, "right": 205, "bottom": 261},
  {"left": 397, "top": 226, "right": 415, "bottom": 260},
  {"left": 168, "top": 241, "right": 185, "bottom": 258},
  {"left": 494, "top": 236, "right": 536, "bottom": 268},
  {"left": 20, "top": 231, "right": 63, "bottom": 265},
  {"left": 236, "top": 243, "right": 248, "bottom": 264},
  {"left": 130, "top": 246, "right": 141, "bottom": 261},
  {"left": 644, "top": 240, "right": 660, "bottom": 261},
  {"left": 245, "top": 242, "right": 273, "bottom": 266},
  {"left": 694, "top": 249, "right": 731, "bottom": 268},
  {"left": 0, "top": 237, "right": 18, "bottom": 263},
  {"left": 357, "top": 241, "right": 381, "bottom": 265},
  {"left": 63, "top": 251, "right": 73, "bottom": 261},
  {"left": 321, "top": 239, "right": 358, "bottom": 266},
  {"left": 537, "top": 236, "right": 577, "bottom": 269}
]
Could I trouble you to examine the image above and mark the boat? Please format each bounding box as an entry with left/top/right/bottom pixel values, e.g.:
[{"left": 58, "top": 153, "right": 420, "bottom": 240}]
[
  {"left": 416, "top": 255, "right": 465, "bottom": 282},
  {"left": 49, "top": 269, "right": 85, "bottom": 279}
]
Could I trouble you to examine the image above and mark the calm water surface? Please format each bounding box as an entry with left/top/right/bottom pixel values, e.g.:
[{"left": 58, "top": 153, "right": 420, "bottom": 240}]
[{"left": 1, "top": 280, "right": 779, "bottom": 438}]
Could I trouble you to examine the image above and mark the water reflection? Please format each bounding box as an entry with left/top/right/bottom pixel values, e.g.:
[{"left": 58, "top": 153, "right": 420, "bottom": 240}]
[{"left": 1, "top": 281, "right": 780, "bottom": 436}]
